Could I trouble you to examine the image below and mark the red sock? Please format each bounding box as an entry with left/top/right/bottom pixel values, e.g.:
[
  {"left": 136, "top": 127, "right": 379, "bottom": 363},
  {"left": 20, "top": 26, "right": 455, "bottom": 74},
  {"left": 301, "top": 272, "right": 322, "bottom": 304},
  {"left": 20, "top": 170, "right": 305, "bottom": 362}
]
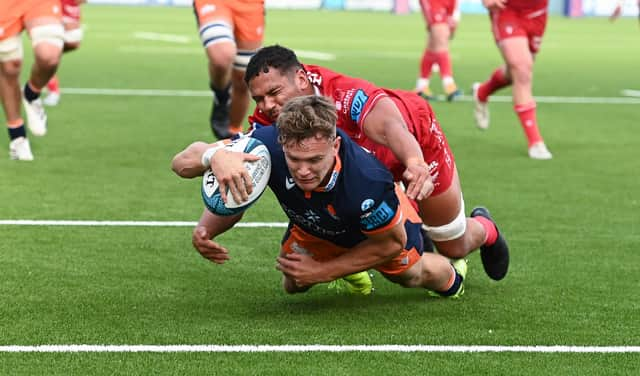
[
  {"left": 434, "top": 51, "right": 453, "bottom": 78},
  {"left": 419, "top": 50, "right": 438, "bottom": 79},
  {"left": 473, "top": 216, "right": 498, "bottom": 246},
  {"left": 514, "top": 102, "right": 543, "bottom": 147},
  {"left": 47, "top": 76, "right": 60, "bottom": 94},
  {"left": 478, "top": 68, "right": 511, "bottom": 102}
]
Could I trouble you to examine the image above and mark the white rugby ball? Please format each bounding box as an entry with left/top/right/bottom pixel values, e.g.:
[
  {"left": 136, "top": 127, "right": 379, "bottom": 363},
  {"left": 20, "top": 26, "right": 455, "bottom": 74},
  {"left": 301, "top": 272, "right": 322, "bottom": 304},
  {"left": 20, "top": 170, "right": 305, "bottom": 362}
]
[{"left": 201, "top": 137, "right": 271, "bottom": 216}]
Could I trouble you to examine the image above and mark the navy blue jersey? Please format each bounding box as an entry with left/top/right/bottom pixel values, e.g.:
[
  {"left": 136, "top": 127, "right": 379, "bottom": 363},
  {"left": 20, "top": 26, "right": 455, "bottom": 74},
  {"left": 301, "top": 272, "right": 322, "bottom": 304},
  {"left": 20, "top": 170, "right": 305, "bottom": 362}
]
[{"left": 251, "top": 126, "right": 423, "bottom": 251}]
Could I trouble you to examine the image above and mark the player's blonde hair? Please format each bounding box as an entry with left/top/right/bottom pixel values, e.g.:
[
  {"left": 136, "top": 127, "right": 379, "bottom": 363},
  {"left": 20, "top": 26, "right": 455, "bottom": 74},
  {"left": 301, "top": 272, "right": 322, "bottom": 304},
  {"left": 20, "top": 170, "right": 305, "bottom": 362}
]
[{"left": 276, "top": 95, "right": 337, "bottom": 146}]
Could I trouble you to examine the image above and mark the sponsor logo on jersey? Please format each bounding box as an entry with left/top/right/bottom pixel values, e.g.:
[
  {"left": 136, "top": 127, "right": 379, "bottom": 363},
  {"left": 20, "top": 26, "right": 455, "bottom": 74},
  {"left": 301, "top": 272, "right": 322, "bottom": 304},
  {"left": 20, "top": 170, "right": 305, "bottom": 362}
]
[
  {"left": 361, "top": 199, "right": 375, "bottom": 211},
  {"left": 200, "top": 4, "right": 216, "bottom": 15},
  {"left": 360, "top": 201, "right": 395, "bottom": 231},
  {"left": 291, "top": 241, "right": 313, "bottom": 256},
  {"left": 350, "top": 89, "right": 368, "bottom": 123},
  {"left": 304, "top": 210, "right": 321, "bottom": 224},
  {"left": 285, "top": 177, "right": 296, "bottom": 190}
]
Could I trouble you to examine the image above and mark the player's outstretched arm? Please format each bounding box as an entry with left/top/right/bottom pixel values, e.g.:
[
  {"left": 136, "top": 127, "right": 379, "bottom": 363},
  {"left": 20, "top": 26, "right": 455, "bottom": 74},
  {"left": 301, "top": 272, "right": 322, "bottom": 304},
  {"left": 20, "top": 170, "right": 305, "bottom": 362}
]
[
  {"left": 192, "top": 208, "right": 243, "bottom": 264},
  {"left": 171, "top": 141, "right": 212, "bottom": 178},
  {"left": 362, "top": 98, "right": 433, "bottom": 201}
]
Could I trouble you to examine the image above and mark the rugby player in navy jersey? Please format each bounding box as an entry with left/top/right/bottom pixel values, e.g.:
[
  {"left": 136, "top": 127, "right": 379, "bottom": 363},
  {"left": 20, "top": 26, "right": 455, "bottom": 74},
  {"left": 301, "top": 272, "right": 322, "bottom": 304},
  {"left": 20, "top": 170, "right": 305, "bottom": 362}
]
[
  {"left": 198, "top": 45, "right": 509, "bottom": 281},
  {"left": 172, "top": 96, "right": 467, "bottom": 297}
]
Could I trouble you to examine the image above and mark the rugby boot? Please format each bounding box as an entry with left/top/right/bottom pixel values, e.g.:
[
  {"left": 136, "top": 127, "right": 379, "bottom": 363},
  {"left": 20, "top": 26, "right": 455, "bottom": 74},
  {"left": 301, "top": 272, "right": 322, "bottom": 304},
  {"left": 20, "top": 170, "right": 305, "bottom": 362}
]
[
  {"left": 328, "top": 271, "right": 373, "bottom": 295},
  {"left": 471, "top": 206, "right": 509, "bottom": 281}
]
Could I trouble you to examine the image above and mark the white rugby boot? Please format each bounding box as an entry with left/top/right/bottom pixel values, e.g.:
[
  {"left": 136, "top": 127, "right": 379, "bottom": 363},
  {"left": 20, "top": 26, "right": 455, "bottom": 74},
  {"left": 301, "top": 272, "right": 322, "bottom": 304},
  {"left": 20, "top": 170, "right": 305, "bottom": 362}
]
[
  {"left": 22, "top": 96, "right": 48, "bottom": 136},
  {"left": 9, "top": 137, "right": 34, "bottom": 161},
  {"left": 528, "top": 141, "right": 553, "bottom": 160},
  {"left": 472, "top": 82, "right": 489, "bottom": 130}
]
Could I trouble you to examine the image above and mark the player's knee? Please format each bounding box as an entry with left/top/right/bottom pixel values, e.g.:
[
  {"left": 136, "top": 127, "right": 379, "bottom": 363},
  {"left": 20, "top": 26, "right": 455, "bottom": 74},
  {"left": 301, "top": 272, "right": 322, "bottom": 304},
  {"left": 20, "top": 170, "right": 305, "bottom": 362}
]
[
  {"left": 34, "top": 50, "right": 61, "bottom": 71},
  {"left": 507, "top": 61, "right": 533, "bottom": 83},
  {"left": 0, "top": 58, "right": 23, "bottom": 77},
  {"left": 0, "top": 36, "right": 24, "bottom": 64}
]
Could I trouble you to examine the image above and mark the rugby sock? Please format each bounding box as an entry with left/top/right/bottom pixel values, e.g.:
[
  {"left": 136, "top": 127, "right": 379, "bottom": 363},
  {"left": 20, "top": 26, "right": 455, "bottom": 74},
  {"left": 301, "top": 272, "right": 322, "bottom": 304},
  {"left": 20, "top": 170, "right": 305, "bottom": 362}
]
[
  {"left": 473, "top": 216, "right": 498, "bottom": 246},
  {"left": 211, "top": 83, "right": 231, "bottom": 106},
  {"left": 515, "top": 102, "right": 543, "bottom": 147},
  {"left": 23, "top": 81, "right": 41, "bottom": 102},
  {"left": 434, "top": 51, "right": 453, "bottom": 78},
  {"left": 415, "top": 77, "right": 430, "bottom": 92},
  {"left": 478, "top": 68, "right": 511, "bottom": 102},
  {"left": 47, "top": 76, "right": 60, "bottom": 94},
  {"left": 420, "top": 50, "right": 438, "bottom": 79},
  {"left": 437, "top": 265, "right": 463, "bottom": 297},
  {"left": 7, "top": 120, "right": 27, "bottom": 140}
]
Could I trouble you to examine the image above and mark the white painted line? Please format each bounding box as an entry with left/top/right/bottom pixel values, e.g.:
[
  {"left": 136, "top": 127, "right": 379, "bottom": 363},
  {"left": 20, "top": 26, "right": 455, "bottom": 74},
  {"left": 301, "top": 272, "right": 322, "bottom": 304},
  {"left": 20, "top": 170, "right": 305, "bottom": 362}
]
[
  {"left": 621, "top": 89, "right": 640, "bottom": 97},
  {"left": 133, "top": 32, "right": 190, "bottom": 44},
  {"left": 295, "top": 50, "right": 336, "bottom": 61},
  {"left": 60, "top": 88, "right": 211, "bottom": 97},
  {"left": 55, "top": 88, "right": 640, "bottom": 104},
  {"left": 1, "top": 345, "right": 639, "bottom": 353},
  {"left": 0, "top": 220, "right": 287, "bottom": 228}
]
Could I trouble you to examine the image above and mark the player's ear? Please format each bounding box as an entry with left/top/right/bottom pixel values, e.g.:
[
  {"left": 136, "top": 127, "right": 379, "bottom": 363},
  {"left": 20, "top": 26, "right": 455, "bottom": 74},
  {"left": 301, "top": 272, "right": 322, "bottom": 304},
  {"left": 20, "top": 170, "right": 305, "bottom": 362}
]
[
  {"left": 333, "top": 136, "right": 341, "bottom": 153},
  {"left": 295, "top": 69, "right": 309, "bottom": 90}
]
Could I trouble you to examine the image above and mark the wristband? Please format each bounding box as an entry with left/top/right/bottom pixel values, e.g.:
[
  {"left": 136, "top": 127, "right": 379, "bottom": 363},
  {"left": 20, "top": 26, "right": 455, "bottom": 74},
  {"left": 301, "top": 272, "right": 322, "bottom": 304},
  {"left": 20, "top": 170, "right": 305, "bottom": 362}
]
[{"left": 201, "top": 144, "right": 225, "bottom": 168}]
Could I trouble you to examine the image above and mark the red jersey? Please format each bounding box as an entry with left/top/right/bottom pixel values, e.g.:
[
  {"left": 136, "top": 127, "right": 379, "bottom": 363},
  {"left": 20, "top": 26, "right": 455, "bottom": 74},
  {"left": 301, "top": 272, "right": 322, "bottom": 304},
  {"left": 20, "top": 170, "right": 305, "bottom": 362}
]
[
  {"left": 505, "top": 0, "right": 548, "bottom": 12},
  {"left": 248, "top": 64, "right": 455, "bottom": 196}
]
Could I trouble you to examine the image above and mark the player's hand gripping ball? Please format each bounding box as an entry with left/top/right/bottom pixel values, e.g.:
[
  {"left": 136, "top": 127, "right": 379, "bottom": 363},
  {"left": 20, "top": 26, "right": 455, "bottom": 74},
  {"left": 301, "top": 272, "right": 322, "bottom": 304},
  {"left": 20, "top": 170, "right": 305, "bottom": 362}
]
[{"left": 201, "top": 137, "right": 271, "bottom": 216}]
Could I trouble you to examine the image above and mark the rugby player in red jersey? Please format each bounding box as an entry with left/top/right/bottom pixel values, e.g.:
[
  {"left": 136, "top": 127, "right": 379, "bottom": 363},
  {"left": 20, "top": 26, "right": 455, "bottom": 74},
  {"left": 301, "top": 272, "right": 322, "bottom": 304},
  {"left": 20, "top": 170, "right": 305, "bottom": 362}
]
[
  {"left": 472, "top": 0, "right": 552, "bottom": 160},
  {"left": 415, "top": 0, "right": 462, "bottom": 101},
  {"left": 202, "top": 45, "right": 510, "bottom": 281}
]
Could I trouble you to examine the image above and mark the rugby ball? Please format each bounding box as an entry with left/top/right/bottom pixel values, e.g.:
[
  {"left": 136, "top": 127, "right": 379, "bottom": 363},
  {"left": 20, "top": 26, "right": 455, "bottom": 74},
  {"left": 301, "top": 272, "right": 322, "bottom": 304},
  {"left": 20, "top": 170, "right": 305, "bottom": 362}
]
[{"left": 201, "top": 137, "right": 271, "bottom": 216}]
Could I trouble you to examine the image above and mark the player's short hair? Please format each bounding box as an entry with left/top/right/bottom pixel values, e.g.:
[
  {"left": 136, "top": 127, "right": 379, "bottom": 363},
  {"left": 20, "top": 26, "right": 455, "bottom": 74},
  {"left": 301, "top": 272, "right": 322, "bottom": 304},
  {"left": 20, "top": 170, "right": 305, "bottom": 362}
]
[
  {"left": 277, "top": 95, "right": 337, "bottom": 146},
  {"left": 244, "top": 44, "right": 303, "bottom": 85}
]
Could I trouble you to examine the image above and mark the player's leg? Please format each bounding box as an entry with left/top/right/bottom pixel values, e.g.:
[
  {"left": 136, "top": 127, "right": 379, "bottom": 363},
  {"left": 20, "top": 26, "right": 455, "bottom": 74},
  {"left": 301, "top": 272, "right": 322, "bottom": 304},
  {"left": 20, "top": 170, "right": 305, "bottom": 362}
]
[
  {"left": 1, "top": 6, "right": 34, "bottom": 160},
  {"left": 472, "top": 11, "right": 514, "bottom": 130},
  {"left": 228, "top": 40, "right": 261, "bottom": 136},
  {"left": 429, "top": 23, "right": 461, "bottom": 101},
  {"left": 499, "top": 37, "right": 551, "bottom": 159},
  {"left": 381, "top": 250, "right": 467, "bottom": 298},
  {"left": 415, "top": 0, "right": 440, "bottom": 99},
  {"left": 418, "top": 165, "right": 509, "bottom": 281},
  {"left": 472, "top": 65, "right": 511, "bottom": 130},
  {"left": 22, "top": 3, "right": 64, "bottom": 136},
  {"left": 45, "top": 2, "right": 83, "bottom": 106},
  {"left": 194, "top": 0, "right": 236, "bottom": 139},
  {"left": 1, "top": 54, "right": 34, "bottom": 161},
  {"left": 227, "top": 2, "right": 264, "bottom": 136}
]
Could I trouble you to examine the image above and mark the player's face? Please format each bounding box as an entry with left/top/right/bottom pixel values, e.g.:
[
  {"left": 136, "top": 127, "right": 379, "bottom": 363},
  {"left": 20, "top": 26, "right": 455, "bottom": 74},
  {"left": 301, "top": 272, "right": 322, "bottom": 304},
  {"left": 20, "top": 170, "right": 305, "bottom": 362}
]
[
  {"left": 283, "top": 135, "right": 340, "bottom": 192},
  {"left": 249, "top": 68, "right": 310, "bottom": 121}
]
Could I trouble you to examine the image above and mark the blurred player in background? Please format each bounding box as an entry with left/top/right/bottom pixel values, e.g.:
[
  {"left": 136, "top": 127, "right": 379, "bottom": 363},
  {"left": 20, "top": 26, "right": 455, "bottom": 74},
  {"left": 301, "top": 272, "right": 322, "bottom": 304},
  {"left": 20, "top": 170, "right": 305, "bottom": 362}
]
[
  {"left": 193, "top": 0, "right": 265, "bottom": 139},
  {"left": 415, "top": 0, "right": 462, "bottom": 101},
  {"left": 44, "top": 0, "right": 86, "bottom": 107},
  {"left": 203, "top": 45, "right": 510, "bottom": 282},
  {"left": 472, "top": 0, "right": 553, "bottom": 160},
  {"left": 172, "top": 95, "right": 468, "bottom": 298},
  {"left": 0, "top": 0, "right": 64, "bottom": 160},
  {"left": 609, "top": 0, "right": 640, "bottom": 23}
]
